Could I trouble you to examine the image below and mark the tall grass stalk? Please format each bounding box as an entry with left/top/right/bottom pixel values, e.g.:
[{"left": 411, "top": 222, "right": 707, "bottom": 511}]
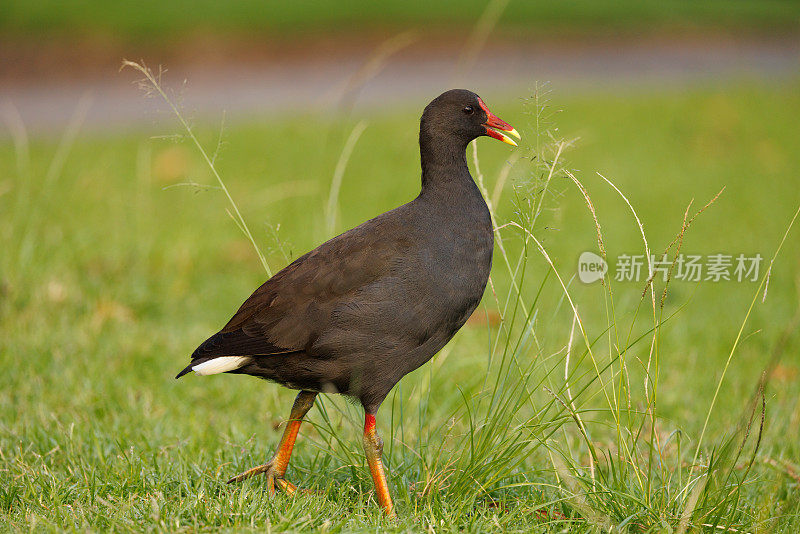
[
  {"left": 121, "top": 60, "right": 272, "bottom": 277},
  {"left": 691, "top": 203, "right": 800, "bottom": 468}
]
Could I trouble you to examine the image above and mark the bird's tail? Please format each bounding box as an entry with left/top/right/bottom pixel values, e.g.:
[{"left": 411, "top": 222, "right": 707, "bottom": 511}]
[{"left": 175, "top": 363, "right": 194, "bottom": 379}]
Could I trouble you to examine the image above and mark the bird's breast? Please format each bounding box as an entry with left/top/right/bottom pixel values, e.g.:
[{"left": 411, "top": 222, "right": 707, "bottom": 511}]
[{"left": 411, "top": 210, "right": 493, "bottom": 320}]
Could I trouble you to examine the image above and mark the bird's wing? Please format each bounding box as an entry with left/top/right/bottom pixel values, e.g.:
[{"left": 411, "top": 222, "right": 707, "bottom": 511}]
[{"left": 188, "top": 209, "right": 413, "bottom": 364}]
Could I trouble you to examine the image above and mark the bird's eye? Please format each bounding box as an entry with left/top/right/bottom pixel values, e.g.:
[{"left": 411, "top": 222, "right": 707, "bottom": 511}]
[{"left": 462, "top": 105, "right": 474, "bottom": 115}]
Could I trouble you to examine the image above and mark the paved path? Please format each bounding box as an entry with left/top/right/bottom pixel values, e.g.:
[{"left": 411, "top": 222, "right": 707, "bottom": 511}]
[{"left": 2, "top": 36, "right": 798, "bottom": 137}]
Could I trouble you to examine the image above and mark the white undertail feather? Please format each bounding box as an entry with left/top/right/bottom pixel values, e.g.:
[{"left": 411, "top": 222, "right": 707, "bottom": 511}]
[{"left": 192, "top": 356, "right": 253, "bottom": 376}]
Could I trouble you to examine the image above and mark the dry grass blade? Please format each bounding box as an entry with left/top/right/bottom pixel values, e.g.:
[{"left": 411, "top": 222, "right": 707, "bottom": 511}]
[
  {"left": 676, "top": 473, "right": 706, "bottom": 534},
  {"left": 325, "top": 120, "right": 368, "bottom": 237},
  {"left": 566, "top": 170, "right": 606, "bottom": 258},
  {"left": 451, "top": 0, "right": 510, "bottom": 85},
  {"left": 45, "top": 92, "right": 92, "bottom": 189},
  {"left": 329, "top": 31, "right": 418, "bottom": 113},
  {"left": 0, "top": 100, "right": 30, "bottom": 180},
  {"left": 490, "top": 151, "right": 521, "bottom": 209}
]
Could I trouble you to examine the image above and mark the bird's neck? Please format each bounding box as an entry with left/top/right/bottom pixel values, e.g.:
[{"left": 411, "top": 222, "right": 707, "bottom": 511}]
[{"left": 419, "top": 130, "right": 472, "bottom": 193}]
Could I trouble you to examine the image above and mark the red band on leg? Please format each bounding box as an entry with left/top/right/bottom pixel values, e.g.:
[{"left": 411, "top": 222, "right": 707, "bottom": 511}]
[{"left": 364, "top": 413, "right": 376, "bottom": 434}]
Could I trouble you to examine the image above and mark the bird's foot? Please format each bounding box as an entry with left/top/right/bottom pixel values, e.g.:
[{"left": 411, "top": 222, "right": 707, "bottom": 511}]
[{"left": 226, "top": 461, "right": 298, "bottom": 494}]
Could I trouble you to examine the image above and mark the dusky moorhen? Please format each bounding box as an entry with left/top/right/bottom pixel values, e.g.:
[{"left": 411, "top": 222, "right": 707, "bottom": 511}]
[{"left": 177, "top": 89, "right": 519, "bottom": 516}]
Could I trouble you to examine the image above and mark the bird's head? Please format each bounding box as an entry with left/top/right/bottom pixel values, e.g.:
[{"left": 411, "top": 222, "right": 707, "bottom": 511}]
[{"left": 420, "top": 89, "right": 520, "bottom": 147}]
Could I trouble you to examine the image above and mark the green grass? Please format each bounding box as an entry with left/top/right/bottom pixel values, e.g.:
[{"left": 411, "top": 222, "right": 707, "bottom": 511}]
[
  {"left": 2, "top": 0, "right": 799, "bottom": 41},
  {"left": 1, "top": 78, "right": 800, "bottom": 531}
]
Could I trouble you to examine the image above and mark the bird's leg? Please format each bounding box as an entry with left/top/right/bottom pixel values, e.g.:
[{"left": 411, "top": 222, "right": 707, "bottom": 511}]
[
  {"left": 227, "top": 390, "right": 317, "bottom": 494},
  {"left": 362, "top": 413, "right": 395, "bottom": 517}
]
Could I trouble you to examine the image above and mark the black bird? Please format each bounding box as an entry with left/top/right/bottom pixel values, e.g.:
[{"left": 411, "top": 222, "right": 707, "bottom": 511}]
[{"left": 177, "top": 89, "right": 519, "bottom": 516}]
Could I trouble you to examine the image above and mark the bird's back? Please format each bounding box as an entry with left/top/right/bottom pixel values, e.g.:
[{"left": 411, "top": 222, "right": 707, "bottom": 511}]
[{"left": 184, "top": 187, "right": 493, "bottom": 407}]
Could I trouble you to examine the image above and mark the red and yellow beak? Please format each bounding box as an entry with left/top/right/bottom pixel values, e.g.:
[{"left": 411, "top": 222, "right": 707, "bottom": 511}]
[
  {"left": 478, "top": 97, "right": 520, "bottom": 147},
  {"left": 478, "top": 98, "right": 522, "bottom": 146}
]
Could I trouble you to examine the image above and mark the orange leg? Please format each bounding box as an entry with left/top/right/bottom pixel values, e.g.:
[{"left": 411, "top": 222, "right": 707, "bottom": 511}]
[
  {"left": 227, "top": 390, "right": 317, "bottom": 493},
  {"left": 362, "top": 413, "right": 395, "bottom": 517}
]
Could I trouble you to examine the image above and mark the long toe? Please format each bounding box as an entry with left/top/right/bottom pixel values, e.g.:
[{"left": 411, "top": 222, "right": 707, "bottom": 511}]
[
  {"left": 227, "top": 463, "right": 307, "bottom": 497},
  {"left": 226, "top": 462, "right": 274, "bottom": 484},
  {"left": 274, "top": 478, "right": 298, "bottom": 494}
]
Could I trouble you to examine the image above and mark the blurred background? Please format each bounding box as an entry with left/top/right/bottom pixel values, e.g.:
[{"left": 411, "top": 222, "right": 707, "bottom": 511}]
[
  {"left": 2, "top": 0, "right": 800, "bottom": 132},
  {"left": 2, "top": 1, "right": 800, "bottom": 530}
]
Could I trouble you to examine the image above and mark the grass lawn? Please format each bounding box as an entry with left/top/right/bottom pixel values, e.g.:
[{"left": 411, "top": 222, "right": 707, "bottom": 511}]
[
  {"left": 1, "top": 79, "right": 799, "bottom": 531},
  {"left": 2, "top": 0, "right": 800, "bottom": 41}
]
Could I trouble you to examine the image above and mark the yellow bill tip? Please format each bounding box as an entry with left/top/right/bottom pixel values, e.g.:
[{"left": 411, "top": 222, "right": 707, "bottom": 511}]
[{"left": 499, "top": 134, "right": 518, "bottom": 147}]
